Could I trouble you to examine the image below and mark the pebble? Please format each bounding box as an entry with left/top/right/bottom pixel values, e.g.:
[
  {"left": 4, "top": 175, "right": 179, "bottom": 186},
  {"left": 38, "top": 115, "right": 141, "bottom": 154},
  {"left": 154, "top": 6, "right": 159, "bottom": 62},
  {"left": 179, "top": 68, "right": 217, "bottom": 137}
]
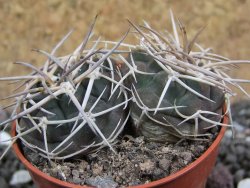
[
  {"left": 214, "top": 101, "right": 250, "bottom": 187},
  {"left": 235, "top": 145, "right": 245, "bottom": 155},
  {"left": 86, "top": 176, "right": 118, "bottom": 188},
  {"left": 238, "top": 178, "right": 250, "bottom": 188},
  {"left": 180, "top": 152, "right": 192, "bottom": 165},
  {"left": 233, "top": 122, "right": 245, "bottom": 133},
  {"left": 0, "top": 131, "right": 11, "bottom": 146},
  {"left": 159, "top": 158, "right": 171, "bottom": 170},
  {"left": 225, "top": 154, "right": 237, "bottom": 164},
  {"left": 0, "top": 177, "right": 8, "bottom": 188},
  {"left": 231, "top": 163, "right": 241, "bottom": 172},
  {"left": 139, "top": 159, "right": 154, "bottom": 171},
  {"left": 234, "top": 169, "right": 245, "bottom": 183},
  {"left": 206, "top": 164, "right": 233, "bottom": 188},
  {"left": 246, "top": 137, "right": 250, "bottom": 142},
  {"left": 0, "top": 100, "right": 249, "bottom": 188},
  {"left": 224, "top": 130, "right": 233, "bottom": 138},
  {"left": 246, "top": 150, "right": 250, "bottom": 160},
  {"left": 72, "top": 176, "right": 82, "bottom": 184},
  {"left": 9, "top": 170, "right": 32, "bottom": 185},
  {"left": 152, "top": 168, "right": 166, "bottom": 180},
  {"left": 72, "top": 169, "right": 80, "bottom": 178}
]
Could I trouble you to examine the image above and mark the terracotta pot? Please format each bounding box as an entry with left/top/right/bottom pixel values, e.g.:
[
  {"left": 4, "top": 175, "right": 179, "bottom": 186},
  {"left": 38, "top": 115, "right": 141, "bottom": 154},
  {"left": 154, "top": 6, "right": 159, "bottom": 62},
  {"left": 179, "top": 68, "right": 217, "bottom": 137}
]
[{"left": 12, "top": 114, "right": 227, "bottom": 188}]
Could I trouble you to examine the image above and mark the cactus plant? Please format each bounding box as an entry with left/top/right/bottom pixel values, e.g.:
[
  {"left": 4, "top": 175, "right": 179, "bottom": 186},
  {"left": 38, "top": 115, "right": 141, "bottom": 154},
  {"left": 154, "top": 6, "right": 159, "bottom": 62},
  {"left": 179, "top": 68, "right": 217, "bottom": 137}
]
[
  {"left": 0, "top": 18, "right": 132, "bottom": 160},
  {"left": 1, "top": 12, "right": 250, "bottom": 166},
  {"left": 124, "top": 11, "right": 250, "bottom": 143}
]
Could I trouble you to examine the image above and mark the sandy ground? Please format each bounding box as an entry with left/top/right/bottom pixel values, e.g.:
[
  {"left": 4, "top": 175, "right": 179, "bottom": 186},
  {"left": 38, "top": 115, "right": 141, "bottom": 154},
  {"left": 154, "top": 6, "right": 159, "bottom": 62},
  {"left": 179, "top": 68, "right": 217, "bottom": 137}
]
[{"left": 0, "top": 0, "right": 250, "bottom": 106}]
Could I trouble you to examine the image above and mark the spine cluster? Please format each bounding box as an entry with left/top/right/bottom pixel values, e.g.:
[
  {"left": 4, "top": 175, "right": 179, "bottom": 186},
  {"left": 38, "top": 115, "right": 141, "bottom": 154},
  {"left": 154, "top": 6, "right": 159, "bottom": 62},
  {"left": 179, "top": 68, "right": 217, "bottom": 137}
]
[{"left": 1, "top": 13, "right": 250, "bottom": 160}]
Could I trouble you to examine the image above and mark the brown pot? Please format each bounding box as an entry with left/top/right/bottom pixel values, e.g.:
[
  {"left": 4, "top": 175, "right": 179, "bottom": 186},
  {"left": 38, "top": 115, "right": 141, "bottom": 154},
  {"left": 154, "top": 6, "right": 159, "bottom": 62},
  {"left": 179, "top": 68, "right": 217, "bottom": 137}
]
[{"left": 12, "top": 114, "right": 227, "bottom": 188}]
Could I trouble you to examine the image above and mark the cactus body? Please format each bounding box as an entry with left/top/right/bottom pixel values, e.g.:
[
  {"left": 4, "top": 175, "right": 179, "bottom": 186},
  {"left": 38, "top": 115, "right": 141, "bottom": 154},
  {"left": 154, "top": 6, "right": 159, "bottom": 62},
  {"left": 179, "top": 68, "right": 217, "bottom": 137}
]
[
  {"left": 18, "top": 58, "right": 128, "bottom": 158},
  {"left": 127, "top": 51, "right": 224, "bottom": 142}
]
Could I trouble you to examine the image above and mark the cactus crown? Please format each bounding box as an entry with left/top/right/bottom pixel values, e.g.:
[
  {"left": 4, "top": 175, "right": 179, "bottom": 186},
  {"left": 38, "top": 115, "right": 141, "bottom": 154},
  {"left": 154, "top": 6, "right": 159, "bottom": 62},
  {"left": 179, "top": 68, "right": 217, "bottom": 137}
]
[{"left": 1, "top": 12, "right": 250, "bottom": 160}]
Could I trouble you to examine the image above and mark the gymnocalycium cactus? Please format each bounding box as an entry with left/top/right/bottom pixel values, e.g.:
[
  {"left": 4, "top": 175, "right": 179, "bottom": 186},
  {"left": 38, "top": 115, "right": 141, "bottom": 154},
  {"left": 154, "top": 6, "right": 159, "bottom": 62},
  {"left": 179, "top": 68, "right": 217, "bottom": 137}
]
[
  {"left": 0, "top": 17, "right": 132, "bottom": 160},
  {"left": 1, "top": 12, "right": 250, "bottom": 161},
  {"left": 124, "top": 11, "right": 250, "bottom": 142}
]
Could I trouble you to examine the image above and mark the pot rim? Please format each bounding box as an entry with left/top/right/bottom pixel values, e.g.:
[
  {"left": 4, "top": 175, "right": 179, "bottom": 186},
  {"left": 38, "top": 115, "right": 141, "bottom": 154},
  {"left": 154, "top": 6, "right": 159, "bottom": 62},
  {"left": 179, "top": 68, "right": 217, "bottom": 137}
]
[{"left": 11, "top": 114, "right": 228, "bottom": 188}]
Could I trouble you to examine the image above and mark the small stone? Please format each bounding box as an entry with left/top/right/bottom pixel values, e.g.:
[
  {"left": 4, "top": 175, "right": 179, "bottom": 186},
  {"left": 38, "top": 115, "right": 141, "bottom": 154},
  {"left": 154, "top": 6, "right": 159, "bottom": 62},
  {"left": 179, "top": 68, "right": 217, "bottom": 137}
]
[
  {"left": 206, "top": 164, "right": 233, "bottom": 188},
  {"left": 241, "top": 160, "right": 250, "bottom": 168},
  {"left": 72, "top": 169, "right": 79, "bottom": 178},
  {"left": 152, "top": 168, "right": 166, "bottom": 180},
  {"left": 139, "top": 159, "right": 154, "bottom": 171},
  {"left": 61, "top": 165, "right": 71, "bottom": 175},
  {"left": 238, "top": 178, "right": 250, "bottom": 188},
  {"left": 129, "top": 179, "right": 141, "bottom": 186},
  {"left": 50, "top": 168, "right": 58, "bottom": 177},
  {"left": 235, "top": 145, "right": 245, "bottom": 156},
  {"left": 72, "top": 177, "right": 82, "bottom": 184},
  {"left": 245, "top": 136, "right": 250, "bottom": 142},
  {"left": 78, "top": 168, "right": 84, "bottom": 175},
  {"left": 9, "top": 170, "right": 32, "bottom": 185},
  {"left": 161, "top": 146, "right": 170, "bottom": 153},
  {"left": 225, "top": 130, "right": 233, "bottom": 138},
  {"left": 246, "top": 150, "right": 250, "bottom": 160},
  {"left": 115, "top": 176, "right": 121, "bottom": 183},
  {"left": 0, "top": 177, "right": 8, "bottom": 188},
  {"left": 233, "top": 122, "right": 245, "bottom": 133},
  {"left": 231, "top": 163, "right": 241, "bottom": 172},
  {"left": 0, "top": 131, "right": 11, "bottom": 146},
  {"left": 180, "top": 152, "right": 192, "bottom": 165},
  {"left": 234, "top": 169, "right": 245, "bottom": 183},
  {"left": 86, "top": 176, "right": 118, "bottom": 188},
  {"left": 159, "top": 158, "right": 171, "bottom": 171},
  {"left": 50, "top": 161, "right": 57, "bottom": 168},
  {"left": 64, "top": 162, "right": 75, "bottom": 168},
  {"left": 92, "top": 163, "right": 103, "bottom": 175},
  {"left": 79, "top": 160, "right": 88, "bottom": 170},
  {"left": 134, "top": 137, "right": 144, "bottom": 144},
  {"left": 145, "top": 142, "right": 157, "bottom": 150},
  {"left": 57, "top": 170, "right": 67, "bottom": 181},
  {"left": 225, "top": 154, "right": 237, "bottom": 164}
]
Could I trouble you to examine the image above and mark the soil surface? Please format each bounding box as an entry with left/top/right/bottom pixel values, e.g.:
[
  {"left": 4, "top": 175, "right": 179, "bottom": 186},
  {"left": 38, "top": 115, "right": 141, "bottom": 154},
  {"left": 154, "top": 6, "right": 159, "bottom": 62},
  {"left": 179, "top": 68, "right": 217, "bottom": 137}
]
[
  {"left": 2, "top": 100, "right": 250, "bottom": 187},
  {"left": 23, "top": 133, "right": 217, "bottom": 187}
]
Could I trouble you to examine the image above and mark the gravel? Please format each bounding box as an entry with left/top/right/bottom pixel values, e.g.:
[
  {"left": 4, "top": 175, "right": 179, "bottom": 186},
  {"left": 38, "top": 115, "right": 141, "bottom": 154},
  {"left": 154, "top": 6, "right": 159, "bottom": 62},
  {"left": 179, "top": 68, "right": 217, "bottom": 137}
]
[
  {"left": 31, "top": 135, "right": 215, "bottom": 187},
  {"left": 207, "top": 100, "right": 250, "bottom": 188},
  {"left": 238, "top": 178, "right": 250, "bottom": 188},
  {"left": 206, "top": 163, "right": 233, "bottom": 188},
  {"left": 0, "top": 146, "right": 36, "bottom": 188},
  {"left": 0, "top": 108, "right": 36, "bottom": 188},
  {"left": 1, "top": 101, "right": 250, "bottom": 187}
]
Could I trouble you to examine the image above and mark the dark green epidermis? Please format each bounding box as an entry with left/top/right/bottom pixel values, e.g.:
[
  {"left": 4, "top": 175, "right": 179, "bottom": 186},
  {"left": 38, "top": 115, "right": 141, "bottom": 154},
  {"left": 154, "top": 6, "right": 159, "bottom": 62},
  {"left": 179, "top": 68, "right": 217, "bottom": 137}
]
[
  {"left": 19, "top": 58, "right": 128, "bottom": 157},
  {"left": 128, "top": 50, "right": 224, "bottom": 142}
]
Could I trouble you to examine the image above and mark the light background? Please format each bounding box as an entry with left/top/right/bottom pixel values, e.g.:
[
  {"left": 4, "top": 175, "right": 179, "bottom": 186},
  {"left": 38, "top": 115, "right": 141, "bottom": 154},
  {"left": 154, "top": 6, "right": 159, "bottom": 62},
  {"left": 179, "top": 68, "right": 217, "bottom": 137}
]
[{"left": 0, "top": 0, "right": 250, "bottom": 107}]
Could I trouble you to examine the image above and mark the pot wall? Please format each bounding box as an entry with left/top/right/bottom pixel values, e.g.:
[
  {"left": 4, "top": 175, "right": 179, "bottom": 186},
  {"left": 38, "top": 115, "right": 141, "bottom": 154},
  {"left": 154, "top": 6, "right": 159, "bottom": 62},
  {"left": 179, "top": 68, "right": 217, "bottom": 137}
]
[{"left": 12, "top": 115, "right": 227, "bottom": 188}]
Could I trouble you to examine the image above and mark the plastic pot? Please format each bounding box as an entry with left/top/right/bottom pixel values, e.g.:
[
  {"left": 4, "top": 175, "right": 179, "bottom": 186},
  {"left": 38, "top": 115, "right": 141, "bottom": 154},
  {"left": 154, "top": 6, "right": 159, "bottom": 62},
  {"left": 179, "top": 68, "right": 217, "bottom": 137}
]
[{"left": 12, "top": 114, "right": 227, "bottom": 188}]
